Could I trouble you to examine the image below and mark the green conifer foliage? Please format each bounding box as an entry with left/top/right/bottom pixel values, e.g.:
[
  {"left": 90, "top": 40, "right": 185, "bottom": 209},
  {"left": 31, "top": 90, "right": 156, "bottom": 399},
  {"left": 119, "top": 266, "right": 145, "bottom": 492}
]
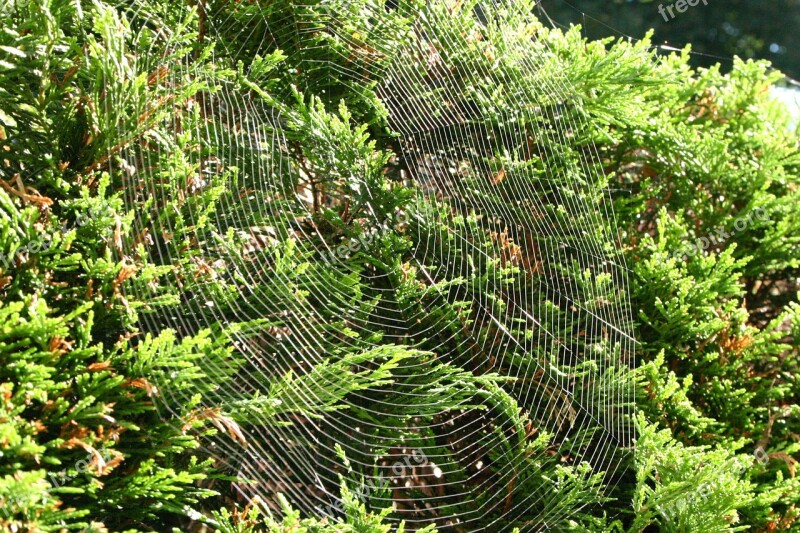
[{"left": 0, "top": 0, "right": 798, "bottom": 531}]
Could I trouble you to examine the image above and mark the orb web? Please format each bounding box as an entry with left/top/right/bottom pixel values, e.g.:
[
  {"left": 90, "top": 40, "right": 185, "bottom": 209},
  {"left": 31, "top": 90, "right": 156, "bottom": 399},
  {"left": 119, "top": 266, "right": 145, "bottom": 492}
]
[{"left": 109, "top": 0, "right": 636, "bottom": 528}]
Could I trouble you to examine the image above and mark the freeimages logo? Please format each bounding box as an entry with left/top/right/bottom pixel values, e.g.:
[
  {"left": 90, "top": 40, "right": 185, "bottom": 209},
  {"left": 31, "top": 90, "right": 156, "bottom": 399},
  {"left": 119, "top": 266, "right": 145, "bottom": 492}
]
[{"left": 658, "top": 0, "right": 709, "bottom": 22}]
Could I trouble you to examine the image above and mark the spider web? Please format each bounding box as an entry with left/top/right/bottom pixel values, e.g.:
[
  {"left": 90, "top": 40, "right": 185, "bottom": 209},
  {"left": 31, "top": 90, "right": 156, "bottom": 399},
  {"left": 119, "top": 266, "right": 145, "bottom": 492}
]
[{"left": 113, "top": 0, "right": 636, "bottom": 528}]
